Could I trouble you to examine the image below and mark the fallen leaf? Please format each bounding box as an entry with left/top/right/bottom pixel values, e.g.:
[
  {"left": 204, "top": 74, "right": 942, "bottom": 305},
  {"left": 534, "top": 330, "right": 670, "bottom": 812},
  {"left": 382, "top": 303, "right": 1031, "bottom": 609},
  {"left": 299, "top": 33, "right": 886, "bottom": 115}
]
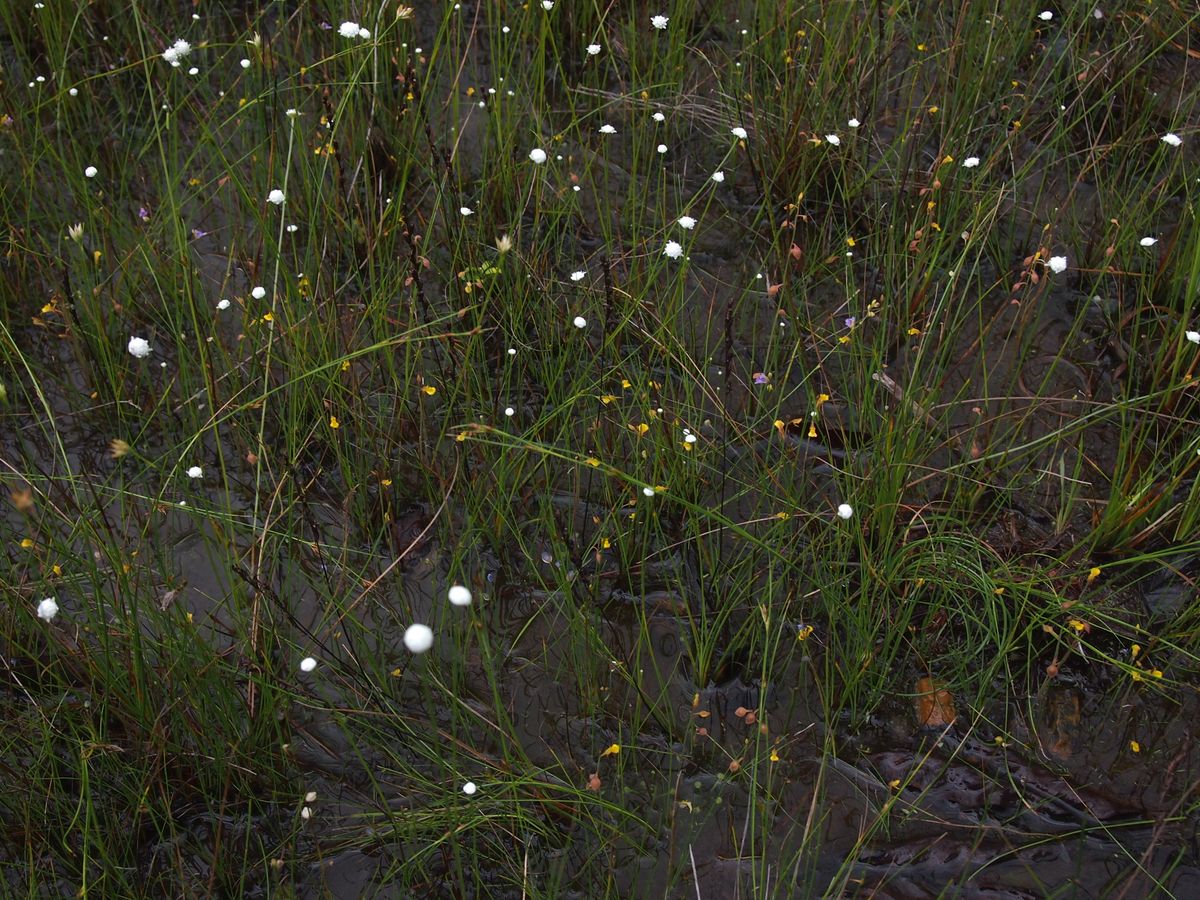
[{"left": 914, "top": 676, "right": 957, "bottom": 729}]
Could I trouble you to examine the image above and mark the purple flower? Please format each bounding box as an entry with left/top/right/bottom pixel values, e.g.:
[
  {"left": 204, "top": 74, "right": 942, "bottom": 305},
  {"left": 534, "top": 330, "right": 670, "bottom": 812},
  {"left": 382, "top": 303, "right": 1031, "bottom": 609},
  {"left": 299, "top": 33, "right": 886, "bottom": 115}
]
[
  {"left": 753, "top": 372, "right": 770, "bottom": 385},
  {"left": 137, "top": 206, "right": 150, "bottom": 221},
  {"left": 191, "top": 228, "right": 207, "bottom": 239},
  {"left": 844, "top": 316, "right": 856, "bottom": 329}
]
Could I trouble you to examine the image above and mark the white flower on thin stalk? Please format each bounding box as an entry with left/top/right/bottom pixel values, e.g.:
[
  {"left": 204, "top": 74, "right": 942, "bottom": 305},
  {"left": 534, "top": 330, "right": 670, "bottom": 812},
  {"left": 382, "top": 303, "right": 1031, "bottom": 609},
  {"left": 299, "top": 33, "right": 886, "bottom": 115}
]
[
  {"left": 448, "top": 585, "right": 473, "bottom": 607},
  {"left": 1139, "top": 237, "right": 1158, "bottom": 247},
  {"left": 731, "top": 127, "right": 748, "bottom": 139},
  {"left": 529, "top": 148, "right": 547, "bottom": 164},
  {"left": 462, "top": 781, "right": 478, "bottom": 795},
  {"left": 1186, "top": 330, "right": 1200, "bottom": 344},
  {"left": 678, "top": 216, "right": 696, "bottom": 230},
  {"left": 84, "top": 166, "right": 98, "bottom": 178},
  {"left": 37, "top": 597, "right": 58, "bottom": 621},
  {"left": 572, "top": 316, "right": 587, "bottom": 329},
  {"left": 651, "top": 15, "right": 669, "bottom": 30},
  {"left": 664, "top": 240, "right": 684, "bottom": 259},
  {"left": 1161, "top": 133, "right": 1182, "bottom": 147},
  {"left": 570, "top": 270, "right": 586, "bottom": 282},
  {"left": 403, "top": 624, "right": 434, "bottom": 653},
  {"left": 128, "top": 336, "right": 152, "bottom": 358},
  {"left": 962, "top": 156, "right": 980, "bottom": 168},
  {"left": 162, "top": 39, "right": 192, "bottom": 66},
  {"left": 837, "top": 503, "right": 854, "bottom": 520},
  {"left": 1038, "top": 10, "right": 1053, "bottom": 21},
  {"left": 299, "top": 656, "right": 317, "bottom": 672},
  {"left": 848, "top": 118, "right": 860, "bottom": 128},
  {"left": 459, "top": 206, "right": 474, "bottom": 216},
  {"left": 338, "top": 21, "right": 362, "bottom": 38},
  {"left": 586, "top": 44, "right": 601, "bottom": 56},
  {"left": 599, "top": 124, "right": 616, "bottom": 134},
  {"left": 1047, "top": 256, "right": 1068, "bottom": 274},
  {"left": 825, "top": 134, "right": 840, "bottom": 146},
  {"left": 267, "top": 189, "right": 285, "bottom": 205},
  {"left": 652, "top": 112, "right": 665, "bottom": 122},
  {"left": 251, "top": 286, "right": 267, "bottom": 299},
  {"left": 186, "top": 465, "right": 203, "bottom": 479},
  {"left": 711, "top": 171, "right": 725, "bottom": 183}
]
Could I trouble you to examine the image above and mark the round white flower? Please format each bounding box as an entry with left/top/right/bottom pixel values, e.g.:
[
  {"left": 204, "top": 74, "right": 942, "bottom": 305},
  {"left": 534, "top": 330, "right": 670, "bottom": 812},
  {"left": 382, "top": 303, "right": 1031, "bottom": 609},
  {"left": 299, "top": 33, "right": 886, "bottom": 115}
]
[
  {"left": 848, "top": 118, "right": 861, "bottom": 128},
  {"left": 529, "top": 148, "right": 547, "bottom": 164},
  {"left": 84, "top": 166, "right": 98, "bottom": 178},
  {"left": 1038, "top": 10, "right": 1053, "bottom": 20},
  {"left": 37, "top": 597, "right": 58, "bottom": 621},
  {"left": 338, "top": 21, "right": 361, "bottom": 38},
  {"left": 664, "top": 240, "right": 684, "bottom": 259},
  {"left": 599, "top": 124, "right": 616, "bottom": 134},
  {"left": 711, "top": 171, "right": 725, "bottom": 183},
  {"left": 652, "top": 112, "right": 665, "bottom": 122},
  {"left": 128, "top": 336, "right": 152, "bottom": 358},
  {"left": 1047, "top": 256, "right": 1068, "bottom": 274},
  {"left": 239, "top": 58, "right": 251, "bottom": 69},
  {"left": 541, "top": 0, "right": 553, "bottom": 8},
  {"left": 1139, "top": 237, "right": 1158, "bottom": 247},
  {"left": 286, "top": 108, "right": 299, "bottom": 118},
  {"left": 1161, "top": 133, "right": 1183, "bottom": 147},
  {"left": 186, "top": 465, "right": 203, "bottom": 479},
  {"left": 504, "top": 406, "right": 515, "bottom": 417},
  {"left": 962, "top": 157, "right": 981, "bottom": 168},
  {"left": 449, "top": 585, "right": 473, "bottom": 606},
  {"left": 267, "top": 189, "right": 285, "bottom": 205},
  {"left": 1186, "top": 330, "right": 1200, "bottom": 344},
  {"left": 573, "top": 316, "right": 587, "bottom": 329},
  {"left": 570, "top": 270, "right": 586, "bottom": 282},
  {"left": 299, "top": 656, "right": 317, "bottom": 672},
  {"left": 731, "top": 127, "right": 748, "bottom": 139},
  {"left": 586, "top": 43, "right": 601, "bottom": 56},
  {"left": 678, "top": 216, "right": 696, "bottom": 230},
  {"left": 825, "top": 134, "right": 840, "bottom": 146},
  {"left": 403, "top": 624, "right": 434, "bottom": 654},
  {"left": 836, "top": 503, "right": 854, "bottom": 520},
  {"left": 251, "top": 286, "right": 267, "bottom": 299},
  {"left": 642, "top": 486, "right": 656, "bottom": 496},
  {"left": 657, "top": 144, "right": 667, "bottom": 154},
  {"left": 460, "top": 206, "right": 474, "bottom": 216},
  {"left": 217, "top": 299, "right": 230, "bottom": 310},
  {"left": 462, "top": 781, "right": 477, "bottom": 795},
  {"left": 300, "top": 807, "right": 312, "bottom": 820},
  {"left": 358, "top": 27, "right": 370, "bottom": 38},
  {"left": 651, "top": 15, "right": 669, "bottom": 29}
]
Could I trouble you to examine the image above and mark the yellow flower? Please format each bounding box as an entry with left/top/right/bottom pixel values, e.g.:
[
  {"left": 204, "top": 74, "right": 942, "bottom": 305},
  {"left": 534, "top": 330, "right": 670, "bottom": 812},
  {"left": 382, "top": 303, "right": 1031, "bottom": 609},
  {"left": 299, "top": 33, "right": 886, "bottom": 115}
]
[
  {"left": 1130, "top": 740, "right": 1140, "bottom": 753},
  {"left": 329, "top": 415, "right": 340, "bottom": 429},
  {"left": 20, "top": 538, "right": 34, "bottom": 548},
  {"left": 600, "top": 743, "right": 620, "bottom": 758},
  {"left": 1087, "top": 566, "right": 1101, "bottom": 583},
  {"left": 421, "top": 385, "right": 437, "bottom": 395},
  {"left": 796, "top": 625, "right": 814, "bottom": 641}
]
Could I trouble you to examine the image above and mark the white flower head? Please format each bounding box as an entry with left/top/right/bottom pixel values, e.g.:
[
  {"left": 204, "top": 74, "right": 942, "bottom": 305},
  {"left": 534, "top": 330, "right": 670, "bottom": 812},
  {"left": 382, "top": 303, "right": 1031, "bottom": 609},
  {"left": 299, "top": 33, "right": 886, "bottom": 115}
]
[
  {"left": 251, "top": 286, "right": 267, "bottom": 299},
  {"left": 848, "top": 118, "right": 861, "bottom": 128},
  {"left": 678, "top": 216, "right": 696, "bottom": 230},
  {"left": 529, "top": 148, "right": 547, "bottom": 164},
  {"left": 338, "top": 21, "right": 361, "bottom": 39},
  {"left": 217, "top": 299, "right": 230, "bottom": 310},
  {"left": 403, "top": 623, "right": 434, "bottom": 654},
  {"left": 1161, "top": 133, "right": 1183, "bottom": 147},
  {"left": 711, "top": 170, "right": 725, "bottom": 183},
  {"left": 652, "top": 112, "right": 665, "bottom": 122},
  {"left": 299, "top": 656, "right": 317, "bottom": 672},
  {"left": 462, "top": 781, "right": 478, "bottom": 795},
  {"left": 664, "top": 240, "right": 684, "bottom": 259},
  {"left": 572, "top": 316, "right": 587, "bottom": 328},
  {"left": 358, "top": 27, "right": 371, "bottom": 38},
  {"left": 460, "top": 206, "right": 474, "bottom": 216},
  {"left": 1048, "top": 255, "right": 1068, "bottom": 274},
  {"left": 1140, "top": 237, "right": 1158, "bottom": 247},
  {"left": 67, "top": 223, "right": 84, "bottom": 242},
  {"left": 962, "top": 156, "right": 981, "bottom": 168},
  {"left": 836, "top": 503, "right": 854, "bottom": 520},
  {"left": 825, "top": 134, "right": 840, "bottom": 146},
  {"left": 586, "top": 43, "right": 601, "bottom": 56},
  {"left": 285, "top": 108, "right": 299, "bottom": 118},
  {"left": 37, "top": 597, "right": 58, "bottom": 621},
  {"left": 128, "top": 336, "right": 152, "bottom": 358},
  {"left": 84, "top": 166, "right": 98, "bottom": 178},
  {"left": 651, "top": 15, "right": 669, "bottom": 30},
  {"left": 642, "top": 486, "right": 656, "bottom": 496},
  {"left": 1038, "top": 10, "right": 1053, "bottom": 20},
  {"left": 448, "top": 584, "right": 473, "bottom": 607},
  {"left": 731, "top": 127, "right": 748, "bottom": 140},
  {"left": 186, "top": 465, "right": 203, "bottom": 479},
  {"left": 267, "top": 189, "right": 285, "bottom": 205},
  {"left": 1186, "top": 330, "right": 1200, "bottom": 344},
  {"left": 541, "top": 0, "right": 553, "bottom": 8},
  {"left": 599, "top": 124, "right": 616, "bottom": 134},
  {"left": 570, "top": 270, "right": 586, "bottom": 282},
  {"left": 163, "top": 39, "right": 192, "bottom": 64}
]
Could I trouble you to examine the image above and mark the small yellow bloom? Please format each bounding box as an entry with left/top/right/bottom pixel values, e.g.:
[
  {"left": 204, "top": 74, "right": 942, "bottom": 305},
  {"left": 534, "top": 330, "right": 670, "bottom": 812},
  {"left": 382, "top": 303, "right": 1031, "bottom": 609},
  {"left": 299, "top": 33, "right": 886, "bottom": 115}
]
[
  {"left": 796, "top": 625, "right": 814, "bottom": 641},
  {"left": 1150, "top": 669, "right": 1163, "bottom": 679},
  {"left": 888, "top": 779, "right": 901, "bottom": 790},
  {"left": 585, "top": 457, "right": 601, "bottom": 467},
  {"left": 600, "top": 394, "right": 617, "bottom": 405},
  {"left": 620, "top": 379, "right": 632, "bottom": 389},
  {"left": 907, "top": 327, "right": 921, "bottom": 336},
  {"left": 109, "top": 438, "right": 131, "bottom": 459},
  {"left": 20, "top": 538, "right": 34, "bottom": 548},
  {"left": 329, "top": 415, "right": 340, "bottom": 429},
  {"left": 380, "top": 478, "right": 393, "bottom": 487},
  {"left": 1067, "top": 619, "right": 1087, "bottom": 632},
  {"left": 630, "top": 423, "right": 649, "bottom": 436},
  {"left": 421, "top": 385, "right": 437, "bottom": 396},
  {"left": 769, "top": 749, "right": 780, "bottom": 762},
  {"left": 1130, "top": 740, "right": 1140, "bottom": 753},
  {"left": 601, "top": 743, "right": 620, "bottom": 758},
  {"left": 807, "top": 422, "right": 818, "bottom": 438},
  {"left": 1087, "top": 566, "right": 1101, "bottom": 583}
]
